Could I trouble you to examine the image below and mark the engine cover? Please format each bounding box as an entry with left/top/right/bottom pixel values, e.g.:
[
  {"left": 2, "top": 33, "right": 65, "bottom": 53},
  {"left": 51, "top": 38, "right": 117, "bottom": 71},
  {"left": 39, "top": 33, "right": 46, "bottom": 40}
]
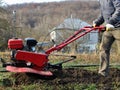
[{"left": 25, "top": 38, "right": 37, "bottom": 47}]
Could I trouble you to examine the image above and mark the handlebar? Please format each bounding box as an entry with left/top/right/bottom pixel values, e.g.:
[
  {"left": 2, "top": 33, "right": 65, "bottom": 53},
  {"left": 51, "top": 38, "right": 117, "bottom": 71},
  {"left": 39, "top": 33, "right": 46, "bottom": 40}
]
[
  {"left": 46, "top": 26, "right": 105, "bottom": 54},
  {"left": 83, "top": 26, "right": 105, "bottom": 31}
]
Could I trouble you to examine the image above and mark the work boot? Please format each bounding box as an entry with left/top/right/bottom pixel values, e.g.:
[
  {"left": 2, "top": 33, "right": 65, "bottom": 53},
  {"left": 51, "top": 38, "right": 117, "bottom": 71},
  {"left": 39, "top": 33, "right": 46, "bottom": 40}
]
[{"left": 98, "top": 71, "right": 108, "bottom": 77}]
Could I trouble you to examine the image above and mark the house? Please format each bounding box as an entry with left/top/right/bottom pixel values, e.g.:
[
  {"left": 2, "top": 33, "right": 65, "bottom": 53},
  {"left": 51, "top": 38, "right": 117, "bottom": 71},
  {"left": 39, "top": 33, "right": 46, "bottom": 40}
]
[{"left": 50, "top": 18, "right": 99, "bottom": 53}]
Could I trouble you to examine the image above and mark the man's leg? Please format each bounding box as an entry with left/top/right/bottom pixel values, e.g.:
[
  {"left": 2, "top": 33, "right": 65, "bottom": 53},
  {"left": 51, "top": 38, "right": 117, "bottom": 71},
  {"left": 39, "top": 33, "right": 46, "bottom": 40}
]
[
  {"left": 99, "top": 31, "right": 114, "bottom": 76},
  {"left": 113, "top": 30, "right": 120, "bottom": 55}
]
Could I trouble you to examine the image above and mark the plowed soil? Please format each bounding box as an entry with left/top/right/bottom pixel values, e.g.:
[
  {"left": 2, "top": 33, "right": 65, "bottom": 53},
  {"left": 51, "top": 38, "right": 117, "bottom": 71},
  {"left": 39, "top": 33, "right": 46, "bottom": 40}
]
[{"left": 10, "top": 68, "right": 120, "bottom": 89}]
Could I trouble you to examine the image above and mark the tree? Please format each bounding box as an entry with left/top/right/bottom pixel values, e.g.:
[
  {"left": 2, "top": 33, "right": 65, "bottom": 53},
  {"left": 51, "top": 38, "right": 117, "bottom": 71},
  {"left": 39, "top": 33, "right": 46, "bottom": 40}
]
[{"left": 0, "top": 0, "right": 11, "bottom": 50}]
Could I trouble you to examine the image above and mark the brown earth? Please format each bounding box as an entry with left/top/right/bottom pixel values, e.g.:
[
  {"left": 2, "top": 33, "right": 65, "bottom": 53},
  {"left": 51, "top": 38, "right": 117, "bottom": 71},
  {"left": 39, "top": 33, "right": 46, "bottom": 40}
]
[{"left": 8, "top": 68, "right": 120, "bottom": 89}]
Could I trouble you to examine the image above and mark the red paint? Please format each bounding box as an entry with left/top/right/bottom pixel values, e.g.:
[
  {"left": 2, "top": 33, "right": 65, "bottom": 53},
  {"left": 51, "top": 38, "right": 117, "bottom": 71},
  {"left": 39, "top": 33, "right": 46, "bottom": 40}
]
[
  {"left": 8, "top": 38, "right": 23, "bottom": 49},
  {"left": 15, "top": 50, "right": 48, "bottom": 67},
  {"left": 6, "top": 66, "right": 53, "bottom": 76}
]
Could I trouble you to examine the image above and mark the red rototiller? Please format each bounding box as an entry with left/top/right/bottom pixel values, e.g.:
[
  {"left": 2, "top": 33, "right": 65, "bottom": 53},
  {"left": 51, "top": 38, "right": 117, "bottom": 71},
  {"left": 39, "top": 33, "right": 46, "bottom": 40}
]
[{"left": 1, "top": 26, "right": 104, "bottom": 76}]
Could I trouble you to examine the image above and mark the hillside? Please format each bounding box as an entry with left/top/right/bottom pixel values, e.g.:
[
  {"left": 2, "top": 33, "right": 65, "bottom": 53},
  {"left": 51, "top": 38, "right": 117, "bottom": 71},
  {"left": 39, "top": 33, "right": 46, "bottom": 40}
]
[{"left": 6, "top": 1, "right": 100, "bottom": 40}]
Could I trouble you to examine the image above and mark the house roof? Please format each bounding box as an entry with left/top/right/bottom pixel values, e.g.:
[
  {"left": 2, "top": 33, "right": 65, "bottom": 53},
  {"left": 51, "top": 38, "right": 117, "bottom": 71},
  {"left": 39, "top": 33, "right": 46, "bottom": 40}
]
[{"left": 55, "top": 18, "right": 90, "bottom": 30}]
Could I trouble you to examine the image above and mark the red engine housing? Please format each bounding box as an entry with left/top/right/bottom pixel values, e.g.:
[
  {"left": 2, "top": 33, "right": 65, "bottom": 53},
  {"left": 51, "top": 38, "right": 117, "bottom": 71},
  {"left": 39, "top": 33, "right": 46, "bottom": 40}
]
[{"left": 8, "top": 38, "right": 23, "bottom": 49}]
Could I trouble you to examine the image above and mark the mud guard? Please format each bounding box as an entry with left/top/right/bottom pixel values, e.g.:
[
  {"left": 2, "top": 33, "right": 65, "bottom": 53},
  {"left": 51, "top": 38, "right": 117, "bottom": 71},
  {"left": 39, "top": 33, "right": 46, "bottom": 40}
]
[{"left": 6, "top": 66, "right": 53, "bottom": 76}]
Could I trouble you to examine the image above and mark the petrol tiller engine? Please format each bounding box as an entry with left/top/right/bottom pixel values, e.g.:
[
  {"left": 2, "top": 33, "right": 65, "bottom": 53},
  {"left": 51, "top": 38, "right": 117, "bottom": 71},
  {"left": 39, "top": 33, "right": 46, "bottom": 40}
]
[
  {"left": 0, "top": 26, "right": 104, "bottom": 77},
  {"left": 8, "top": 38, "right": 38, "bottom": 60},
  {"left": 2, "top": 38, "right": 53, "bottom": 76}
]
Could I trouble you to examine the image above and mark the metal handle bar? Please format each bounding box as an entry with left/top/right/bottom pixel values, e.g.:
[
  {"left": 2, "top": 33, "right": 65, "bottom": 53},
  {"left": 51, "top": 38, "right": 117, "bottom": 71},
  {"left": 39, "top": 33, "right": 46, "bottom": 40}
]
[{"left": 46, "top": 26, "right": 105, "bottom": 54}]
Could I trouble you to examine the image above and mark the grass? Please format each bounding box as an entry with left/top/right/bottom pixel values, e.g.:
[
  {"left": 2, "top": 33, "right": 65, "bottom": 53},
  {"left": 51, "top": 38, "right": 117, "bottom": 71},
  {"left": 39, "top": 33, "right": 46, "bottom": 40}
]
[
  {"left": 1, "top": 83, "right": 97, "bottom": 90},
  {"left": 0, "top": 51, "right": 120, "bottom": 90},
  {"left": 2, "top": 83, "right": 98, "bottom": 90}
]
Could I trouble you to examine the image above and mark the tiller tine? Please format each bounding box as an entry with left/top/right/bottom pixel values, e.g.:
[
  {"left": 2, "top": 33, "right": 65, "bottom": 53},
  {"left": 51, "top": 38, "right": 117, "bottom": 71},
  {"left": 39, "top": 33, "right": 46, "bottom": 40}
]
[{"left": 6, "top": 66, "right": 53, "bottom": 76}]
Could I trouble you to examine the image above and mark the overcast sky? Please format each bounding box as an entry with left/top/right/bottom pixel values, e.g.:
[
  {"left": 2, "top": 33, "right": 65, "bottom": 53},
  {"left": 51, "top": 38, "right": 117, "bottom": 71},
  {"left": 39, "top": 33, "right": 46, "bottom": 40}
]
[{"left": 3, "top": 0, "right": 65, "bottom": 5}]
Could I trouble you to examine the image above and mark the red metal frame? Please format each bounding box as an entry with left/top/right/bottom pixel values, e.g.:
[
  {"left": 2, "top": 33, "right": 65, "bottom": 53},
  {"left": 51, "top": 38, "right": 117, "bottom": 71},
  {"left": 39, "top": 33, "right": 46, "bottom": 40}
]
[{"left": 7, "top": 26, "right": 104, "bottom": 76}]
